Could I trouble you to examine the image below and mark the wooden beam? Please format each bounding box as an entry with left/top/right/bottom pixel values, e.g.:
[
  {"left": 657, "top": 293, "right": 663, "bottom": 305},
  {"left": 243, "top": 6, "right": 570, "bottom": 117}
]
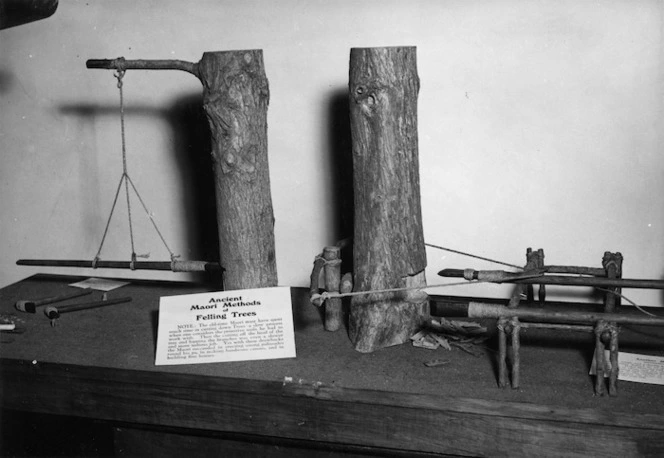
[{"left": 2, "top": 359, "right": 664, "bottom": 456}]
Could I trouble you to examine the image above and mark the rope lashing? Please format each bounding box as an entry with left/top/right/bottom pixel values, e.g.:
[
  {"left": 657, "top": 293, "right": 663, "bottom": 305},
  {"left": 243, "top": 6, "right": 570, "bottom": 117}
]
[{"left": 313, "top": 254, "right": 342, "bottom": 267}]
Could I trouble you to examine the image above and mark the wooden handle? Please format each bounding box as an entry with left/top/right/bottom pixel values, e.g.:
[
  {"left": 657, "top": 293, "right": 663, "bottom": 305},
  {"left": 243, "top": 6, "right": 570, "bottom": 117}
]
[
  {"left": 17, "top": 258, "right": 222, "bottom": 272},
  {"left": 86, "top": 58, "right": 198, "bottom": 76}
]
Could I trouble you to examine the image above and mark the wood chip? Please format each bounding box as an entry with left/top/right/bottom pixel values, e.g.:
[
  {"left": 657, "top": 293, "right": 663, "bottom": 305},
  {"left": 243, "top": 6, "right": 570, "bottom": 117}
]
[
  {"left": 424, "top": 359, "right": 451, "bottom": 367},
  {"left": 451, "top": 320, "right": 482, "bottom": 328},
  {"left": 410, "top": 330, "right": 427, "bottom": 341},
  {"left": 430, "top": 333, "right": 452, "bottom": 350},
  {"left": 412, "top": 336, "right": 439, "bottom": 350}
]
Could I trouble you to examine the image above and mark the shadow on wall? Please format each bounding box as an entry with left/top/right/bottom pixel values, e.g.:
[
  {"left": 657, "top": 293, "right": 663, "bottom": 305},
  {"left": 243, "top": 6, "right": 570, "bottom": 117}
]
[
  {"left": 58, "top": 97, "right": 219, "bottom": 265},
  {"left": 0, "top": 69, "right": 14, "bottom": 94},
  {"left": 165, "top": 94, "right": 219, "bottom": 264},
  {"left": 326, "top": 89, "right": 354, "bottom": 275}
]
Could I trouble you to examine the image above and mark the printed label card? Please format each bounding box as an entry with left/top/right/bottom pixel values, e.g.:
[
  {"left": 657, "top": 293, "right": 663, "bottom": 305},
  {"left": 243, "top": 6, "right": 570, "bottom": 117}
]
[
  {"left": 590, "top": 350, "right": 664, "bottom": 385},
  {"left": 155, "top": 287, "right": 296, "bottom": 365}
]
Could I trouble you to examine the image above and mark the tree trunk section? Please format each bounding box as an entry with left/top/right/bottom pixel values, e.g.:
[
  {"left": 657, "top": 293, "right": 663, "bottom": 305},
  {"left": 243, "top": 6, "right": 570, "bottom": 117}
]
[
  {"left": 198, "top": 50, "right": 277, "bottom": 290},
  {"left": 348, "top": 46, "right": 428, "bottom": 353}
]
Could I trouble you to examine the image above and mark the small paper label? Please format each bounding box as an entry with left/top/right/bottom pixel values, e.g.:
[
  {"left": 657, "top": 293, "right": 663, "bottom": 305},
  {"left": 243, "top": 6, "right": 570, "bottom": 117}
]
[
  {"left": 155, "top": 287, "right": 296, "bottom": 365},
  {"left": 69, "top": 277, "right": 130, "bottom": 291},
  {"left": 590, "top": 351, "right": 664, "bottom": 385}
]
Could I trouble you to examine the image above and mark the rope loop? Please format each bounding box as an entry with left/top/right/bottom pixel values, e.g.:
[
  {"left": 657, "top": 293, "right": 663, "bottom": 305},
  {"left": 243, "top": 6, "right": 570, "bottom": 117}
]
[
  {"left": 594, "top": 320, "right": 610, "bottom": 336},
  {"left": 170, "top": 253, "right": 181, "bottom": 272},
  {"left": 113, "top": 69, "right": 125, "bottom": 88}
]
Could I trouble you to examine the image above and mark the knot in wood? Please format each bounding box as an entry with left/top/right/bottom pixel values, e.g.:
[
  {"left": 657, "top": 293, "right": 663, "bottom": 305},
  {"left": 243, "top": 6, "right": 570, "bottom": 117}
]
[
  {"left": 352, "top": 83, "right": 385, "bottom": 115},
  {"left": 218, "top": 145, "right": 257, "bottom": 176}
]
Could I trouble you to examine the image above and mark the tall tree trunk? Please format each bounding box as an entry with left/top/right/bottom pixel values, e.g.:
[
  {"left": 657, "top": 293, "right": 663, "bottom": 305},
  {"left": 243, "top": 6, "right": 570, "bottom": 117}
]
[
  {"left": 198, "top": 50, "right": 277, "bottom": 290},
  {"left": 348, "top": 46, "right": 428, "bottom": 353}
]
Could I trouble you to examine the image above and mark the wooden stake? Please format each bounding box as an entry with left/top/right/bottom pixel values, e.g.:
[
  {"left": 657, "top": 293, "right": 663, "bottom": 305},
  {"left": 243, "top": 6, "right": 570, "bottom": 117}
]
[
  {"left": 323, "top": 246, "right": 342, "bottom": 332},
  {"left": 510, "top": 318, "right": 521, "bottom": 389},
  {"left": 594, "top": 322, "right": 607, "bottom": 396},
  {"left": 497, "top": 318, "right": 508, "bottom": 388},
  {"left": 348, "top": 46, "right": 428, "bottom": 352},
  {"left": 608, "top": 325, "right": 619, "bottom": 396}
]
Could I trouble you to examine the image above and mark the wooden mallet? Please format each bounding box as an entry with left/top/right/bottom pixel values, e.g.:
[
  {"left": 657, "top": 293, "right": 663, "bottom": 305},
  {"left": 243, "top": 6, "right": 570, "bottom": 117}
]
[
  {"left": 15, "top": 289, "right": 93, "bottom": 313},
  {"left": 44, "top": 296, "right": 132, "bottom": 326}
]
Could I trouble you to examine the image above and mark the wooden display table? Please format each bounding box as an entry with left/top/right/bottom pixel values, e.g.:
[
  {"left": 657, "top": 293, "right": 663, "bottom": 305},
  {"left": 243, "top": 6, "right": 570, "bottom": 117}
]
[{"left": 1, "top": 274, "right": 664, "bottom": 456}]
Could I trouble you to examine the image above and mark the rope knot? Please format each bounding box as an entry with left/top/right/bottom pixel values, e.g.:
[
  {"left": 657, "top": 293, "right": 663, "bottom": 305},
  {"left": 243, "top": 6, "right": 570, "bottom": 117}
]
[
  {"left": 113, "top": 57, "right": 127, "bottom": 87},
  {"left": 310, "top": 292, "right": 331, "bottom": 307}
]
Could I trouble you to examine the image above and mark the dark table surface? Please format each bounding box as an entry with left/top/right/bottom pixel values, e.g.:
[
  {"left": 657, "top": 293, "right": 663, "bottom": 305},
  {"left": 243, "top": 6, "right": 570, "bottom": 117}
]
[{"left": 2, "top": 273, "right": 663, "bottom": 415}]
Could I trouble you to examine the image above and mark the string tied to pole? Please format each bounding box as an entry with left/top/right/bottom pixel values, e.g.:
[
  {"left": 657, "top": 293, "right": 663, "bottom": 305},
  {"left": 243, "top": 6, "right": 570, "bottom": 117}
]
[{"left": 310, "top": 279, "right": 492, "bottom": 307}]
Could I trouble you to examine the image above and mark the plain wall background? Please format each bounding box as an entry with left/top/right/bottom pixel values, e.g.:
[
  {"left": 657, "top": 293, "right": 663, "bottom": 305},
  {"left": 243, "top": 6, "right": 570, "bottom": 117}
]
[{"left": 2, "top": 0, "right": 663, "bottom": 306}]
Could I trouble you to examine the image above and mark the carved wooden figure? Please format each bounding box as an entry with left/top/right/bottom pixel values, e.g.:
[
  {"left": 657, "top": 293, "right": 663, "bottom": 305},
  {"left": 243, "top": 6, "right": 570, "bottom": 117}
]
[{"left": 348, "top": 46, "right": 429, "bottom": 353}]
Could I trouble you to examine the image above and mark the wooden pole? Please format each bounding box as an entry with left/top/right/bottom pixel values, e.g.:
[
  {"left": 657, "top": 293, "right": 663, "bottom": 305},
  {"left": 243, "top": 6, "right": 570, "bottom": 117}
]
[
  {"left": 87, "top": 51, "right": 277, "bottom": 290},
  {"left": 497, "top": 318, "right": 508, "bottom": 388},
  {"left": 348, "top": 46, "right": 428, "bottom": 352},
  {"left": 444, "top": 301, "right": 664, "bottom": 327},
  {"left": 438, "top": 269, "right": 664, "bottom": 289},
  {"left": 17, "top": 258, "right": 221, "bottom": 272}
]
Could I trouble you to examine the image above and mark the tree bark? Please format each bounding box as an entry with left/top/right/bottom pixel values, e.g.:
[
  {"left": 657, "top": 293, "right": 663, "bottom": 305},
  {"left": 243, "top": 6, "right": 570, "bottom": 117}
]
[
  {"left": 198, "top": 50, "right": 277, "bottom": 290},
  {"left": 348, "top": 46, "right": 428, "bottom": 353}
]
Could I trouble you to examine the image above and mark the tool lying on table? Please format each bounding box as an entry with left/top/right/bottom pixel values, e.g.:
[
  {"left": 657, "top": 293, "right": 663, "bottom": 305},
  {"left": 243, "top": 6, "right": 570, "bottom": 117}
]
[
  {"left": 0, "top": 315, "right": 27, "bottom": 343},
  {"left": 15, "top": 289, "right": 93, "bottom": 313},
  {"left": 44, "top": 296, "right": 132, "bottom": 326}
]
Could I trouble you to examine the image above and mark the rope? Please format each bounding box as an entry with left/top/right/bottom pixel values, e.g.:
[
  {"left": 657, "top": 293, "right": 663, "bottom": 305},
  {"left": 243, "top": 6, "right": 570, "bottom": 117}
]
[
  {"left": 126, "top": 175, "right": 176, "bottom": 259},
  {"left": 594, "top": 287, "right": 658, "bottom": 317},
  {"left": 311, "top": 279, "right": 491, "bottom": 304},
  {"left": 92, "top": 173, "right": 125, "bottom": 266},
  {"left": 425, "top": 242, "right": 524, "bottom": 270},
  {"left": 115, "top": 70, "right": 137, "bottom": 260},
  {"left": 91, "top": 67, "right": 179, "bottom": 267}
]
